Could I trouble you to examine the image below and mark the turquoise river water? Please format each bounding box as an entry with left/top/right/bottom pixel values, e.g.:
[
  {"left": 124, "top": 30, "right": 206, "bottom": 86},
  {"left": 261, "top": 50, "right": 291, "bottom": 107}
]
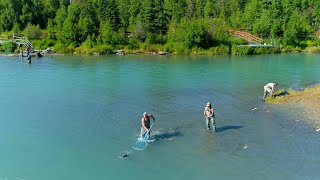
[{"left": 0, "top": 54, "right": 319, "bottom": 180}]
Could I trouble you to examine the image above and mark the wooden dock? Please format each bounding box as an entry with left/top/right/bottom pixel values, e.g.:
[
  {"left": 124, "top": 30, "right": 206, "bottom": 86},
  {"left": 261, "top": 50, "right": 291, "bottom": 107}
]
[{"left": 237, "top": 44, "right": 274, "bottom": 48}]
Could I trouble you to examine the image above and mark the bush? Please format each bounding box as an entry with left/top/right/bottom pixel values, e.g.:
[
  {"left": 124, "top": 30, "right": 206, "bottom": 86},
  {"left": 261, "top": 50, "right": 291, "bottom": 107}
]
[
  {"left": 164, "top": 42, "right": 190, "bottom": 55},
  {"left": 140, "top": 43, "right": 164, "bottom": 52},
  {"left": 74, "top": 46, "right": 89, "bottom": 54},
  {"left": 145, "top": 33, "right": 167, "bottom": 44},
  {"left": 67, "top": 43, "right": 76, "bottom": 53},
  {"left": 281, "top": 46, "right": 302, "bottom": 53},
  {"left": 1, "top": 42, "right": 17, "bottom": 52},
  {"left": 93, "top": 44, "right": 114, "bottom": 54},
  {"left": 52, "top": 41, "right": 68, "bottom": 53},
  {"left": 127, "top": 39, "right": 140, "bottom": 50},
  {"left": 231, "top": 45, "right": 254, "bottom": 55},
  {"left": 305, "top": 46, "right": 320, "bottom": 53},
  {"left": 209, "top": 45, "right": 230, "bottom": 55},
  {"left": 31, "top": 38, "right": 56, "bottom": 50},
  {"left": 23, "top": 23, "right": 41, "bottom": 40}
]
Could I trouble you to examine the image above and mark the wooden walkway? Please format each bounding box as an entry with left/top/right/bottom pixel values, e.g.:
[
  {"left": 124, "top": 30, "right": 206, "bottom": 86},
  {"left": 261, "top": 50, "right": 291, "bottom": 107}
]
[
  {"left": 228, "top": 29, "right": 263, "bottom": 44},
  {"left": 0, "top": 34, "right": 34, "bottom": 50},
  {"left": 237, "top": 44, "right": 274, "bottom": 48}
]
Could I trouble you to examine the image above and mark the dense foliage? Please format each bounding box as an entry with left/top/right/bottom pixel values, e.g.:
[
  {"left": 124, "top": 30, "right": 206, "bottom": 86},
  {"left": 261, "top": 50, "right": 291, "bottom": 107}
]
[{"left": 0, "top": 0, "right": 320, "bottom": 54}]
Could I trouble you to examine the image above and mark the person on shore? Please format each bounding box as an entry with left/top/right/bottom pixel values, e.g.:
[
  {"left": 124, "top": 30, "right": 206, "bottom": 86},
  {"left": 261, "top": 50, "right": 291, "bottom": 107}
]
[
  {"left": 263, "top": 83, "right": 277, "bottom": 101},
  {"left": 19, "top": 49, "right": 23, "bottom": 58},
  {"left": 26, "top": 46, "right": 30, "bottom": 56},
  {"left": 203, "top": 102, "right": 216, "bottom": 131},
  {"left": 140, "top": 112, "right": 155, "bottom": 139}
]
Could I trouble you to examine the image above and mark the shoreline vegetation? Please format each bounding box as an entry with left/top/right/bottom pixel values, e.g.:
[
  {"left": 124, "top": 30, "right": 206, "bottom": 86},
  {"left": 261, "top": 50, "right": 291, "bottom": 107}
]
[
  {"left": 266, "top": 85, "right": 320, "bottom": 128},
  {"left": 1, "top": 40, "right": 320, "bottom": 57},
  {"left": 0, "top": 1, "right": 320, "bottom": 56}
]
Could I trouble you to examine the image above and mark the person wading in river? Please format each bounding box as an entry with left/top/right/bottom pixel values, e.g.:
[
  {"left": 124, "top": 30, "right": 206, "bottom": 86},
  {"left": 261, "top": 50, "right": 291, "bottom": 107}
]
[
  {"left": 140, "top": 112, "right": 155, "bottom": 139},
  {"left": 203, "top": 102, "right": 216, "bottom": 131}
]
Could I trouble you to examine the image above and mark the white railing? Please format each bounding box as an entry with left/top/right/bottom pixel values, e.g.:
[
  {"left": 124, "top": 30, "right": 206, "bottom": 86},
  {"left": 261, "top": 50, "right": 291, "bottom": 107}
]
[
  {"left": 14, "top": 37, "right": 34, "bottom": 50},
  {"left": 0, "top": 35, "right": 34, "bottom": 50}
]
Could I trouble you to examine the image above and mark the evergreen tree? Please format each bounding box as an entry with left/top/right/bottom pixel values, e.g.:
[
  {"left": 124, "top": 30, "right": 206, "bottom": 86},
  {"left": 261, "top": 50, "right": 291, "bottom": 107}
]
[
  {"left": 62, "top": 4, "right": 80, "bottom": 44},
  {"left": 60, "top": 0, "right": 71, "bottom": 7},
  {"left": 204, "top": 0, "right": 214, "bottom": 19},
  {"left": 0, "top": 0, "right": 23, "bottom": 31},
  {"left": 164, "top": 0, "right": 186, "bottom": 22},
  {"left": 154, "top": 0, "right": 169, "bottom": 34},
  {"left": 108, "top": 0, "right": 122, "bottom": 31},
  {"left": 44, "top": 0, "right": 61, "bottom": 20},
  {"left": 270, "top": 0, "right": 283, "bottom": 37},
  {"left": 310, "top": 0, "right": 320, "bottom": 30},
  {"left": 243, "top": 0, "right": 259, "bottom": 30},
  {"left": 97, "top": 0, "right": 109, "bottom": 22},
  {"left": 187, "top": 0, "right": 196, "bottom": 19},
  {"left": 54, "top": 6, "right": 67, "bottom": 41},
  {"left": 0, "top": 0, "right": 319, "bottom": 52},
  {"left": 195, "top": 0, "right": 205, "bottom": 18},
  {"left": 97, "top": 0, "right": 121, "bottom": 31},
  {"left": 253, "top": 10, "right": 272, "bottom": 38},
  {"left": 129, "top": 0, "right": 141, "bottom": 27},
  {"left": 141, "top": 0, "right": 155, "bottom": 33},
  {"left": 117, "top": 0, "right": 130, "bottom": 30},
  {"left": 78, "top": 0, "right": 98, "bottom": 42},
  {"left": 283, "top": 10, "right": 312, "bottom": 46}
]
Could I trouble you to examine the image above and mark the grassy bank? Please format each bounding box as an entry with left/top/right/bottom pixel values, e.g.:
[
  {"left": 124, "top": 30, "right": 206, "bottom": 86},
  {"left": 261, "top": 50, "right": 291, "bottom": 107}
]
[
  {"left": 26, "top": 38, "right": 284, "bottom": 55},
  {"left": 265, "top": 86, "right": 320, "bottom": 104},
  {"left": 26, "top": 37, "right": 320, "bottom": 55},
  {"left": 1, "top": 30, "right": 320, "bottom": 56}
]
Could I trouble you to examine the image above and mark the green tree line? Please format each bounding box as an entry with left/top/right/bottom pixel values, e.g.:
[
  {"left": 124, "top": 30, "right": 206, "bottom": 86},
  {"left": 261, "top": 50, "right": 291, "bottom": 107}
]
[{"left": 0, "top": 0, "right": 320, "bottom": 54}]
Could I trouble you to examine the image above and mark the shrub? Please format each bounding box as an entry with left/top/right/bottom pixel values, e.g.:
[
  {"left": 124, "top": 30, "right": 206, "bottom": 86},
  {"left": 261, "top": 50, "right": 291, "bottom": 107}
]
[
  {"left": 281, "top": 46, "right": 302, "bottom": 53},
  {"left": 305, "top": 46, "right": 320, "bottom": 53},
  {"left": 164, "top": 42, "right": 190, "bottom": 55},
  {"left": 231, "top": 45, "right": 254, "bottom": 55},
  {"left": 1, "top": 42, "right": 17, "bottom": 52},
  {"left": 209, "top": 45, "right": 230, "bottom": 55},
  {"left": 94, "top": 44, "right": 114, "bottom": 54},
  {"left": 127, "top": 39, "right": 140, "bottom": 50},
  {"left": 23, "top": 23, "right": 41, "bottom": 40},
  {"left": 52, "top": 41, "right": 68, "bottom": 53}
]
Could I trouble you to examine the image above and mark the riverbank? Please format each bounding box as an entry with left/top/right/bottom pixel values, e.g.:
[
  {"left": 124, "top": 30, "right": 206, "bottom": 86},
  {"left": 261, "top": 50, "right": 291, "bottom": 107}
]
[
  {"left": 266, "top": 85, "right": 320, "bottom": 128},
  {"left": 0, "top": 51, "right": 63, "bottom": 57}
]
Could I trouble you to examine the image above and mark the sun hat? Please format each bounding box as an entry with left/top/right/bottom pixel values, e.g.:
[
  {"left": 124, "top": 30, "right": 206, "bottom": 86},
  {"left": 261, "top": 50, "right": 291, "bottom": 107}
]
[
  {"left": 143, "top": 112, "right": 147, "bottom": 115},
  {"left": 206, "top": 102, "right": 211, "bottom": 107}
]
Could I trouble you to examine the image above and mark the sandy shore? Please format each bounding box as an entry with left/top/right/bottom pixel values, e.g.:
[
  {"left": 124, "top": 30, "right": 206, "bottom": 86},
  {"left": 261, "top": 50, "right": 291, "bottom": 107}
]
[
  {"left": 0, "top": 53, "right": 18, "bottom": 57},
  {"left": 266, "top": 85, "right": 320, "bottom": 128}
]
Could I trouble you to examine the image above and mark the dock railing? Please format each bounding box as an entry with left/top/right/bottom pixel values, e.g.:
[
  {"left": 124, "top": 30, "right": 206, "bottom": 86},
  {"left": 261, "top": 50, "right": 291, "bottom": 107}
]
[{"left": 228, "top": 29, "right": 263, "bottom": 44}]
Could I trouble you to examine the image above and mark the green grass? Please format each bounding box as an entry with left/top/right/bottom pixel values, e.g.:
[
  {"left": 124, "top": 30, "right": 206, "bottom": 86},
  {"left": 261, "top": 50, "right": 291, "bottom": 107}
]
[{"left": 265, "top": 89, "right": 295, "bottom": 103}]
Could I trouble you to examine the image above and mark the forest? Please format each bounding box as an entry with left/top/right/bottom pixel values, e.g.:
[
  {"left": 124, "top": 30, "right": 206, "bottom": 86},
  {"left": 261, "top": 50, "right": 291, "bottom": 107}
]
[{"left": 0, "top": 0, "right": 320, "bottom": 55}]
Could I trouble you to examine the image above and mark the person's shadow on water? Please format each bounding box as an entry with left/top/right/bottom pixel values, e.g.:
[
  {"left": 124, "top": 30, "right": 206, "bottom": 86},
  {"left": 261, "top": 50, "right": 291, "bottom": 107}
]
[
  {"left": 152, "top": 130, "right": 183, "bottom": 140},
  {"left": 216, "top": 125, "right": 243, "bottom": 132}
]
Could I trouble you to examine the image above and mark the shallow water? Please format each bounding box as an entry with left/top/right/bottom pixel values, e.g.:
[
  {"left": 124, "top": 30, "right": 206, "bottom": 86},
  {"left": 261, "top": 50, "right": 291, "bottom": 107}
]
[{"left": 0, "top": 54, "right": 319, "bottom": 180}]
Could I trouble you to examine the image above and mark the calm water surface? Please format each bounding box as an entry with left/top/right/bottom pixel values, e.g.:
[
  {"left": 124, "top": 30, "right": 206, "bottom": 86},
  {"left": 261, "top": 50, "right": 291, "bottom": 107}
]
[{"left": 0, "top": 54, "right": 319, "bottom": 180}]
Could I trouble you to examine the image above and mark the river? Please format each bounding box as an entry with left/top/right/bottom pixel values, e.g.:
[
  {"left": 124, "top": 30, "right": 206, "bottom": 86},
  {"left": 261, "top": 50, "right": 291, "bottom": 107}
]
[{"left": 0, "top": 54, "right": 319, "bottom": 180}]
